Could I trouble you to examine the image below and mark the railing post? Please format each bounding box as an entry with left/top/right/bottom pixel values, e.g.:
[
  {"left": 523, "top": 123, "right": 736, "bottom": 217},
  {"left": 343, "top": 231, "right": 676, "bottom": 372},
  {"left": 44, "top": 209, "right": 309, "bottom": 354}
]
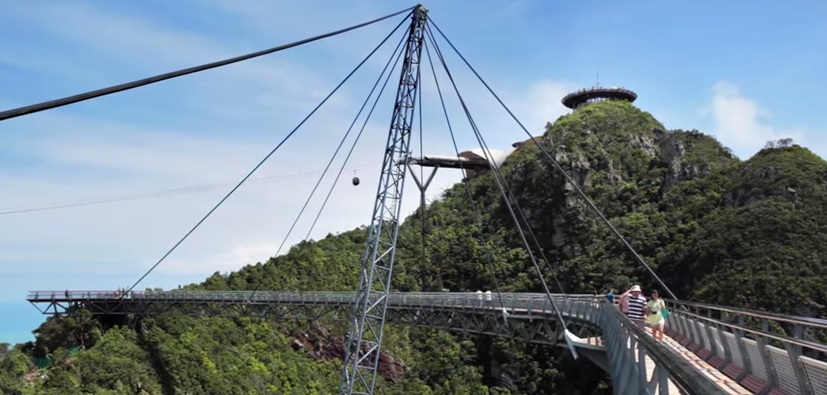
[
  {"left": 625, "top": 335, "right": 641, "bottom": 394},
  {"left": 786, "top": 323, "right": 812, "bottom": 395},
  {"left": 757, "top": 319, "right": 778, "bottom": 394},
  {"left": 703, "top": 309, "right": 723, "bottom": 360},
  {"left": 735, "top": 315, "right": 752, "bottom": 381},
  {"left": 655, "top": 364, "right": 670, "bottom": 395},
  {"left": 636, "top": 341, "right": 647, "bottom": 391},
  {"left": 719, "top": 310, "right": 734, "bottom": 365}
]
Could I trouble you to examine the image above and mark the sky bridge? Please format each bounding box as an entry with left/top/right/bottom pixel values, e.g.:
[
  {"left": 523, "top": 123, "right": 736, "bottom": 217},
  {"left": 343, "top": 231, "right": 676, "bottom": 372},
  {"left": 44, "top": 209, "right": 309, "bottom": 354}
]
[
  {"left": 28, "top": 290, "right": 827, "bottom": 395},
  {"left": 6, "top": 4, "right": 827, "bottom": 395}
]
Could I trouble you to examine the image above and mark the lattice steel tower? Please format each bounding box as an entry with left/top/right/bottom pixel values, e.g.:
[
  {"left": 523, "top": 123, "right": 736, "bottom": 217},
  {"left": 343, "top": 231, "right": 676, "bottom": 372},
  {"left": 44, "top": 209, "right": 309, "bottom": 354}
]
[{"left": 337, "top": 5, "right": 428, "bottom": 395}]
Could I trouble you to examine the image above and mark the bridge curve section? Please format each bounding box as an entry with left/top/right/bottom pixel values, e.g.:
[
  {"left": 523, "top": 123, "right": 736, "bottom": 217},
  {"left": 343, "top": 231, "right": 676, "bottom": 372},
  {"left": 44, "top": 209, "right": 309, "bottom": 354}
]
[{"left": 27, "top": 290, "right": 827, "bottom": 394}]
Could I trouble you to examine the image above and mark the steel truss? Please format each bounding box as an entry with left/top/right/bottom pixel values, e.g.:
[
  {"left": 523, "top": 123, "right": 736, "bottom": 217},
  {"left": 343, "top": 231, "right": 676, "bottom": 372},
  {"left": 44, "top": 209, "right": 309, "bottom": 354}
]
[
  {"left": 338, "top": 5, "right": 428, "bottom": 395},
  {"left": 32, "top": 299, "right": 600, "bottom": 346}
]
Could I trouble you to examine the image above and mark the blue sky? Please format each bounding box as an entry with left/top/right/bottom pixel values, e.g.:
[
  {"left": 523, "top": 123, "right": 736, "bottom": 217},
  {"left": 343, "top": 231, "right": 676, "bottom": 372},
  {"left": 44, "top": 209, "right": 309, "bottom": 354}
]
[{"left": 1, "top": 0, "right": 825, "bottom": 344}]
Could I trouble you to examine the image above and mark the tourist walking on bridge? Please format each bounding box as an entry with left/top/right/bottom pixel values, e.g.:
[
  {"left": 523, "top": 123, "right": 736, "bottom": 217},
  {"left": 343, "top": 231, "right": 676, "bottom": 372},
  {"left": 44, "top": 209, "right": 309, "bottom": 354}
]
[
  {"left": 620, "top": 285, "right": 647, "bottom": 329},
  {"left": 646, "top": 290, "right": 666, "bottom": 342}
]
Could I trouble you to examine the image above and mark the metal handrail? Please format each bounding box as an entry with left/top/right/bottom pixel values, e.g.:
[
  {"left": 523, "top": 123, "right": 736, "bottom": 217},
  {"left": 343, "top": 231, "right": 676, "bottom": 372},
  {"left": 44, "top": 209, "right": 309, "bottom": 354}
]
[
  {"left": 33, "top": 290, "right": 817, "bottom": 393},
  {"left": 667, "top": 307, "right": 827, "bottom": 354},
  {"left": 665, "top": 298, "right": 827, "bottom": 330},
  {"left": 600, "top": 301, "right": 720, "bottom": 394}
]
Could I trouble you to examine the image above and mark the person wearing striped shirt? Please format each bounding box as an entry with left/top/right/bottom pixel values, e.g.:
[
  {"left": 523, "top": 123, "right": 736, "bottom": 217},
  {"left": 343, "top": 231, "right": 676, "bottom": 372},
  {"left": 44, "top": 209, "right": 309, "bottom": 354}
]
[{"left": 620, "top": 285, "right": 647, "bottom": 329}]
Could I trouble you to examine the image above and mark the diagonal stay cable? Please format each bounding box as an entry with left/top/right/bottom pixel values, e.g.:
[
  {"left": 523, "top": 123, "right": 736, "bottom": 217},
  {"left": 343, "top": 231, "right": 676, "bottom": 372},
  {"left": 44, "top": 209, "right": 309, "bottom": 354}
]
[
  {"left": 123, "top": 15, "right": 410, "bottom": 295},
  {"left": 468, "top": 104, "right": 567, "bottom": 295},
  {"left": 302, "top": 41, "right": 405, "bottom": 247},
  {"left": 0, "top": 6, "right": 416, "bottom": 122},
  {"left": 246, "top": 28, "right": 408, "bottom": 299},
  {"left": 422, "top": 39, "right": 505, "bottom": 307},
  {"left": 425, "top": 24, "right": 566, "bottom": 296},
  {"left": 428, "top": 18, "right": 679, "bottom": 301},
  {"left": 417, "top": 48, "right": 427, "bottom": 272},
  {"left": 426, "top": 28, "right": 573, "bottom": 335}
]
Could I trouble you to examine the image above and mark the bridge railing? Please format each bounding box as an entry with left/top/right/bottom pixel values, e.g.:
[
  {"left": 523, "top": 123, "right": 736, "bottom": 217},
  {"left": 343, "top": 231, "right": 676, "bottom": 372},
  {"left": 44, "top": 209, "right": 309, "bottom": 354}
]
[
  {"left": 35, "top": 290, "right": 827, "bottom": 393},
  {"left": 593, "top": 299, "right": 729, "bottom": 395},
  {"left": 25, "top": 290, "right": 597, "bottom": 308},
  {"left": 664, "top": 298, "right": 827, "bottom": 395}
]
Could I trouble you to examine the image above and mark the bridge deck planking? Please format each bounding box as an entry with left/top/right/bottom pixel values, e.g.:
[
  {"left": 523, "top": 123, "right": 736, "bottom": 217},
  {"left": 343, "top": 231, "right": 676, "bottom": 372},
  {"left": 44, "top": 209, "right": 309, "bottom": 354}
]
[
  {"left": 659, "top": 333, "right": 751, "bottom": 394},
  {"left": 573, "top": 332, "right": 750, "bottom": 394}
]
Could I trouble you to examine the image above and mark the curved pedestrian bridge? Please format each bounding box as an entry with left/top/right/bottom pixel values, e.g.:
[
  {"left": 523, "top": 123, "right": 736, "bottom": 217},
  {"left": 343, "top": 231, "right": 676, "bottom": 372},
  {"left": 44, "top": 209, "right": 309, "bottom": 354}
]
[{"left": 27, "top": 290, "right": 827, "bottom": 394}]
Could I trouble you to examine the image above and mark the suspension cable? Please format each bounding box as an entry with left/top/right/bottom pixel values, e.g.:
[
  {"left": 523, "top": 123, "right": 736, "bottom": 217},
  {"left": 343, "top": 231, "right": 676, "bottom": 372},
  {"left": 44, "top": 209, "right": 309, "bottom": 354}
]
[
  {"left": 123, "top": 16, "right": 410, "bottom": 295},
  {"left": 424, "top": 32, "right": 564, "bottom": 297},
  {"left": 247, "top": 29, "right": 407, "bottom": 299},
  {"left": 428, "top": 18, "right": 680, "bottom": 301},
  {"left": 301, "top": 42, "right": 404, "bottom": 245},
  {"left": 475, "top": 121, "right": 567, "bottom": 294},
  {"left": 417, "top": 51, "right": 427, "bottom": 273},
  {"left": 0, "top": 165, "right": 379, "bottom": 216},
  {"left": 472, "top": 118, "right": 567, "bottom": 294},
  {"left": 423, "top": 38, "right": 505, "bottom": 306},
  {"left": 426, "top": 26, "right": 571, "bottom": 331},
  {"left": 0, "top": 7, "right": 416, "bottom": 122}
]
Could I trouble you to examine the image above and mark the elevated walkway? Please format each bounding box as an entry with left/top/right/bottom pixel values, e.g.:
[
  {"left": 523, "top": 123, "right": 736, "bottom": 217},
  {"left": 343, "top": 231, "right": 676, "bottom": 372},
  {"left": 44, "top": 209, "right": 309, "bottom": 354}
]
[{"left": 27, "top": 291, "right": 827, "bottom": 394}]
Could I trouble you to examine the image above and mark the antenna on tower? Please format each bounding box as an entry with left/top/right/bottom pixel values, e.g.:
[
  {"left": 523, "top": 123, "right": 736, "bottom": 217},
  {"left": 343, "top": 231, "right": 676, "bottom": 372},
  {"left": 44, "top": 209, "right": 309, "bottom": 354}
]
[{"left": 595, "top": 70, "right": 600, "bottom": 87}]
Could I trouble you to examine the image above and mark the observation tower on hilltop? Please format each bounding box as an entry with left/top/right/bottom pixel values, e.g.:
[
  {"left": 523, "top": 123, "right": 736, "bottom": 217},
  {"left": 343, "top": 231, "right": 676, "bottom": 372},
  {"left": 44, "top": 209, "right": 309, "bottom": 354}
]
[{"left": 561, "top": 85, "right": 637, "bottom": 110}]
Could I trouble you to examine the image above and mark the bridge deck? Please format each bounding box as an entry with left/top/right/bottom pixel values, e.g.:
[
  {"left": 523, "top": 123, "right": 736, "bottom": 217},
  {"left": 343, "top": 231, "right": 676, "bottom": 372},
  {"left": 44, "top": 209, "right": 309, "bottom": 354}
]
[
  {"left": 659, "top": 333, "right": 751, "bottom": 394},
  {"left": 26, "top": 291, "right": 827, "bottom": 395},
  {"left": 575, "top": 329, "right": 751, "bottom": 394}
]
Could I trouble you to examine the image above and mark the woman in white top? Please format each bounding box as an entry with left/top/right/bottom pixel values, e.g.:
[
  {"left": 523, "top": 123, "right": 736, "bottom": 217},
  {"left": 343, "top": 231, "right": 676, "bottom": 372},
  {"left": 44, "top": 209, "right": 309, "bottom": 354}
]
[{"left": 645, "top": 290, "right": 667, "bottom": 342}]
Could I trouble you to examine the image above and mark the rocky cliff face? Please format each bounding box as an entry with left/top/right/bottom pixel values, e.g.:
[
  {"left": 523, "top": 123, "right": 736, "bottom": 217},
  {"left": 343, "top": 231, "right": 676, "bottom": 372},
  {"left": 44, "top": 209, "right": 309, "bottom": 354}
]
[
  {"left": 658, "top": 129, "right": 737, "bottom": 189},
  {"left": 500, "top": 101, "right": 734, "bottom": 264}
]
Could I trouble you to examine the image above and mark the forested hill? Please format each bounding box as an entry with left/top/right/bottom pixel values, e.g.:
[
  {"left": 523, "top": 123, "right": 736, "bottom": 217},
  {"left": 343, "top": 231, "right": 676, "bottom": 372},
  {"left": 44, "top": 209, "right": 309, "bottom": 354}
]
[{"left": 2, "top": 100, "right": 825, "bottom": 394}]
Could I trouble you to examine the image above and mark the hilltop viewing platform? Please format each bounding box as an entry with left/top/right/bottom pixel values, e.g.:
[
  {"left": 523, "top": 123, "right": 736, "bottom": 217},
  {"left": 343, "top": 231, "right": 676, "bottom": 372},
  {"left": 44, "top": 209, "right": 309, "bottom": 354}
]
[{"left": 562, "top": 86, "right": 638, "bottom": 109}]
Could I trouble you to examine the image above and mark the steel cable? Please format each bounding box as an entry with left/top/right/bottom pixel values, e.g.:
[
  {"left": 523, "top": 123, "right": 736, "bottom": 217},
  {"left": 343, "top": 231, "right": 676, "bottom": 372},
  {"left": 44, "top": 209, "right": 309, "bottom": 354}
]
[
  {"left": 428, "top": 18, "right": 680, "bottom": 301},
  {"left": 422, "top": 39, "right": 506, "bottom": 307},
  {"left": 425, "top": 26, "right": 572, "bottom": 334},
  {"left": 0, "top": 6, "right": 417, "bottom": 122},
  {"left": 124, "top": 13, "right": 411, "bottom": 295},
  {"left": 247, "top": 28, "right": 408, "bottom": 299}
]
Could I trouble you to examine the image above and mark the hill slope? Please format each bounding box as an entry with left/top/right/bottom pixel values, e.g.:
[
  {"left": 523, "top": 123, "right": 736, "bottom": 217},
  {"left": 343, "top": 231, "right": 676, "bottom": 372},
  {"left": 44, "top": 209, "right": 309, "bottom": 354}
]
[{"left": 2, "top": 100, "right": 825, "bottom": 394}]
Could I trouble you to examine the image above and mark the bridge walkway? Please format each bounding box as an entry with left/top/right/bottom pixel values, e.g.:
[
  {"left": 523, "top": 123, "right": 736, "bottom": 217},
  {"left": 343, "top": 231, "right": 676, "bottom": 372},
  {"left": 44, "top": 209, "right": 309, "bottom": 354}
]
[{"left": 26, "top": 291, "right": 827, "bottom": 395}]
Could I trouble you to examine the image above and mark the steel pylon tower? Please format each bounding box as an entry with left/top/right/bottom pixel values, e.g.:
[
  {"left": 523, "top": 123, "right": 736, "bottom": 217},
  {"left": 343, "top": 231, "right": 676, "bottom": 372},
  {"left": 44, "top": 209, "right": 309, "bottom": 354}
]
[{"left": 338, "top": 5, "right": 428, "bottom": 395}]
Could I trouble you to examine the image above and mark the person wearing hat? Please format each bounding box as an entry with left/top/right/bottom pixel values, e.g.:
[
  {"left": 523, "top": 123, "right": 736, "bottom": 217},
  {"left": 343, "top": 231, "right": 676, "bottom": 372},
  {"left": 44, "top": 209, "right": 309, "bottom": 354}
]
[{"left": 620, "top": 285, "right": 647, "bottom": 329}]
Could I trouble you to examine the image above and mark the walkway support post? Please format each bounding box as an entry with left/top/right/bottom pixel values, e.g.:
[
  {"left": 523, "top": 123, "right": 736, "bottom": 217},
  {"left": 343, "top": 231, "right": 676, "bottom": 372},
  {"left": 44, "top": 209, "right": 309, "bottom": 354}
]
[{"left": 338, "top": 5, "right": 428, "bottom": 395}]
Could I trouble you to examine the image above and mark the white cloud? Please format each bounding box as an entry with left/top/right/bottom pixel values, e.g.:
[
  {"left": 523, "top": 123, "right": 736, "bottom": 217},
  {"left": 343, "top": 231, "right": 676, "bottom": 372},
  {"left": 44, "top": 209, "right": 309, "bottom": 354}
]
[
  {"left": 708, "top": 81, "right": 808, "bottom": 158},
  {"left": 163, "top": 241, "right": 280, "bottom": 275},
  {"left": 518, "top": 80, "right": 575, "bottom": 133}
]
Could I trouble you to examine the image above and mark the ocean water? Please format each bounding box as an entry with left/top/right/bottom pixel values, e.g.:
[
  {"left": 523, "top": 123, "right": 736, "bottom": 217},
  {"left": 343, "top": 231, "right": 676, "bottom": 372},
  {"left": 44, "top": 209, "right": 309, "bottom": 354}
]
[{"left": 0, "top": 300, "right": 42, "bottom": 345}]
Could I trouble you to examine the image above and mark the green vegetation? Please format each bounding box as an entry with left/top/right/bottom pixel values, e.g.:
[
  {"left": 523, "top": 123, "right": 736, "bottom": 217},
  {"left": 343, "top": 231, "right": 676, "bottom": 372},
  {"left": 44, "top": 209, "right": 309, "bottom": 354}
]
[{"left": 2, "top": 100, "right": 824, "bottom": 394}]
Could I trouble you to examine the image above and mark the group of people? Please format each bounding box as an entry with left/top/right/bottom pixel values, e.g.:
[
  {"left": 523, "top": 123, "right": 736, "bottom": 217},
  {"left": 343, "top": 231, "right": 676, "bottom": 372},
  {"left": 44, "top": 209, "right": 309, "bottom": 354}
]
[{"left": 606, "top": 285, "right": 667, "bottom": 342}]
